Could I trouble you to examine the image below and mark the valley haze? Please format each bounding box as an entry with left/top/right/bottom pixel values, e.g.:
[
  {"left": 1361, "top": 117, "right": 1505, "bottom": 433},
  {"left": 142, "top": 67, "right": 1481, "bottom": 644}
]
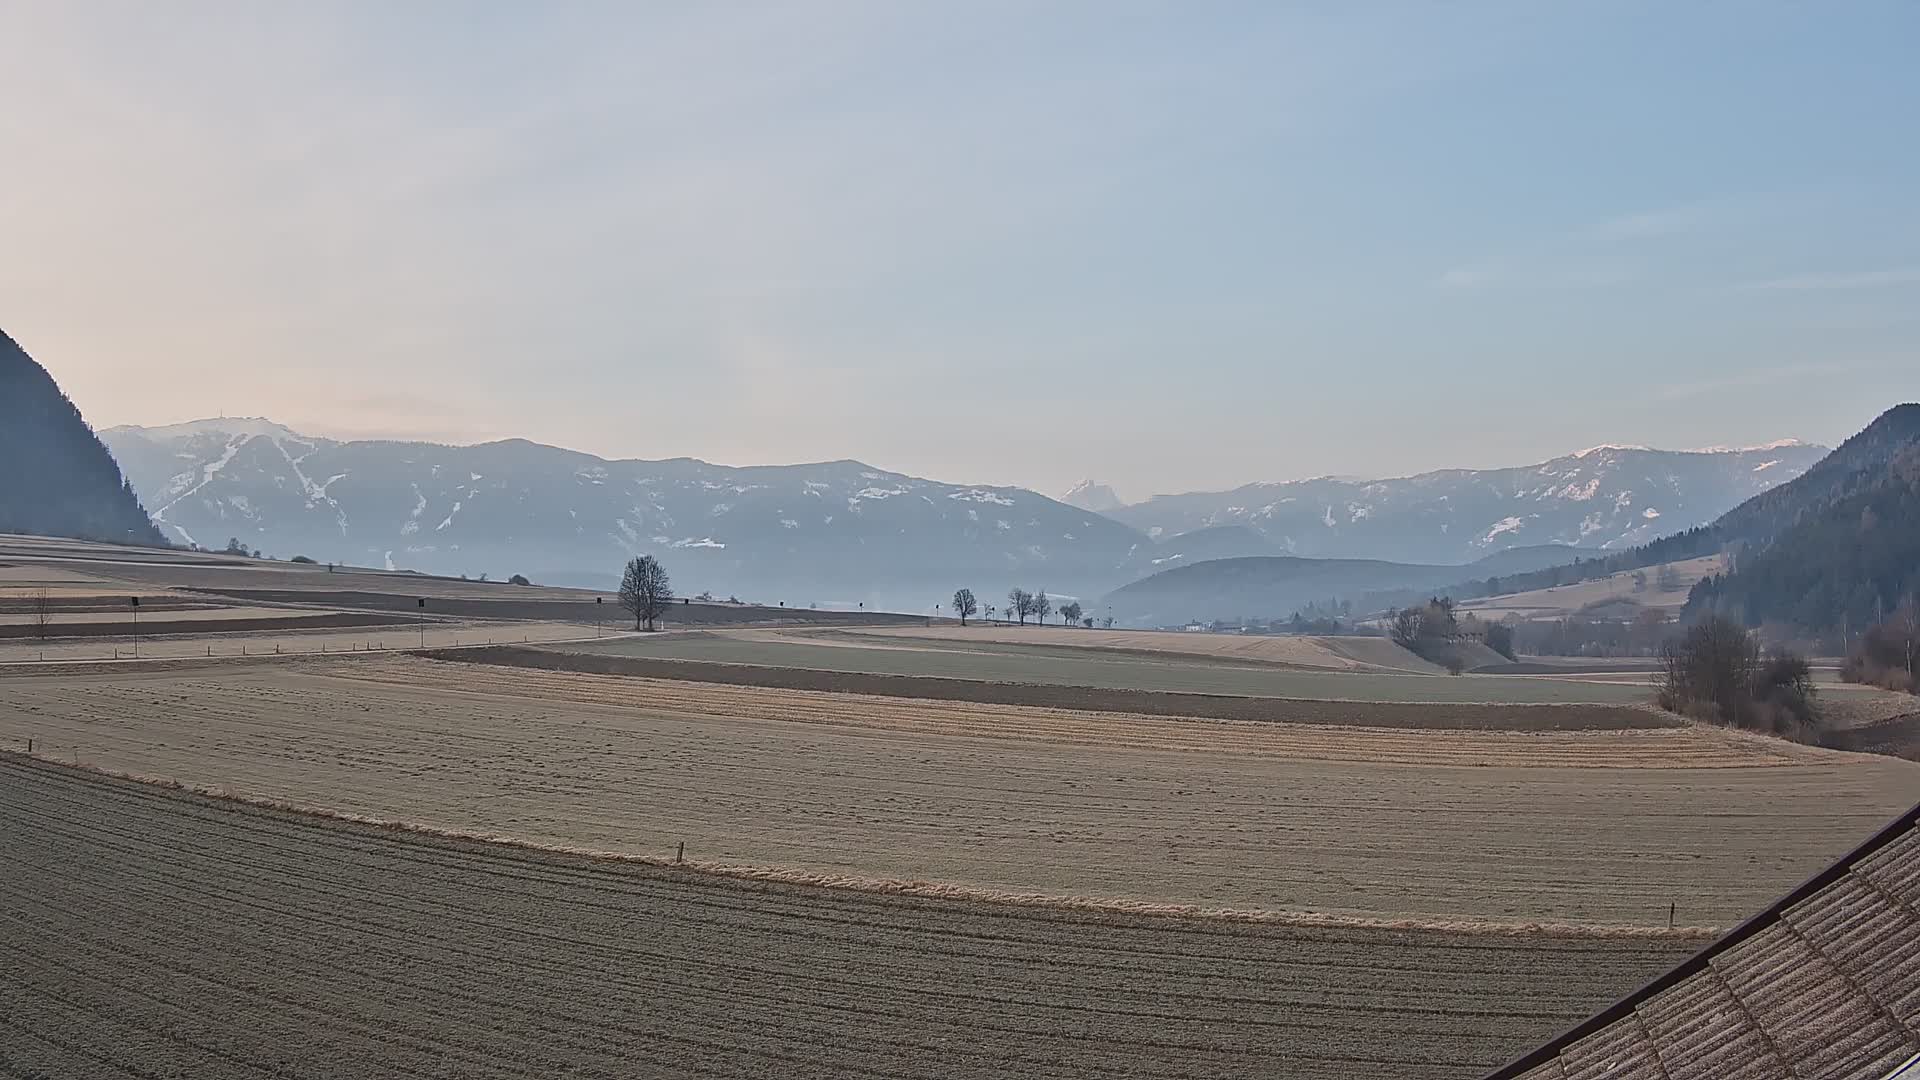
[{"left": 104, "top": 416, "right": 1821, "bottom": 614}]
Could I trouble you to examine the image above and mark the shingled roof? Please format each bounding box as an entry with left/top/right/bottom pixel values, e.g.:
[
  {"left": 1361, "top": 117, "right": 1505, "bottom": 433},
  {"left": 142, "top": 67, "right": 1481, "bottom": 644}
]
[{"left": 1488, "top": 802, "right": 1920, "bottom": 1080}]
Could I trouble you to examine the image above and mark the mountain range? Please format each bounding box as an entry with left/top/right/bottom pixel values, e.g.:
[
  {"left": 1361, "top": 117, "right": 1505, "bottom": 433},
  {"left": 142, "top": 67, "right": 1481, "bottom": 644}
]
[
  {"left": 100, "top": 417, "right": 1823, "bottom": 611},
  {"left": 0, "top": 329, "right": 163, "bottom": 547},
  {"left": 1108, "top": 443, "right": 1827, "bottom": 564},
  {"left": 100, "top": 419, "right": 1145, "bottom": 606}
]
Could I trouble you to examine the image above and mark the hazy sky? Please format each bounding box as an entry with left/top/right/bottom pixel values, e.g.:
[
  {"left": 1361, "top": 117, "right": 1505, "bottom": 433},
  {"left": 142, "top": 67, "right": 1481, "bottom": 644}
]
[{"left": 4, "top": 2, "right": 1916, "bottom": 498}]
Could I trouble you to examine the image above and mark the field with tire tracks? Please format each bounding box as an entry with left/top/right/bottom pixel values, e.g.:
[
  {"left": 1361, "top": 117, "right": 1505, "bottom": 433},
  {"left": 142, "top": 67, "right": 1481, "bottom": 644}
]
[
  {"left": 0, "top": 755, "right": 1696, "bottom": 1080},
  {"left": 3, "top": 654, "right": 1912, "bottom": 926}
]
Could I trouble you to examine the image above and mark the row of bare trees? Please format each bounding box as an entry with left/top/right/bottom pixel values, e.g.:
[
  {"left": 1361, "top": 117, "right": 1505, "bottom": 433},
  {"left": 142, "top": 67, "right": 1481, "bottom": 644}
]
[{"left": 948, "top": 588, "right": 1087, "bottom": 627}]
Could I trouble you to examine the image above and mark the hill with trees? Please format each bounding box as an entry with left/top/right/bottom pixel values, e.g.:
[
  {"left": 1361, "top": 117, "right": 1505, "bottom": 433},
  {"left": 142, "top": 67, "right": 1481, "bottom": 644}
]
[
  {"left": 1685, "top": 408, "right": 1920, "bottom": 639},
  {"left": 1423, "top": 405, "right": 1920, "bottom": 634},
  {"left": 0, "top": 328, "right": 164, "bottom": 547},
  {"left": 1098, "top": 546, "right": 1585, "bottom": 627}
]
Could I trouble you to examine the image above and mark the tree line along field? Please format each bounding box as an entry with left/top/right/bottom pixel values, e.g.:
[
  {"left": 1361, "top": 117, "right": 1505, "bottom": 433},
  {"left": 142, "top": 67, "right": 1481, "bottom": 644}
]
[
  {"left": 0, "top": 755, "right": 1698, "bottom": 1080},
  {"left": 3, "top": 654, "right": 1913, "bottom": 927}
]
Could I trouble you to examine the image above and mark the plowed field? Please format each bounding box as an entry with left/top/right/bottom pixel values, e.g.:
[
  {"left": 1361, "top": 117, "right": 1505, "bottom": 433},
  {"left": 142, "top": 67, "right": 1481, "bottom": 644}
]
[
  {"left": 4, "top": 655, "right": 1912, "bottom": 927},
  {"left": 0, "top": 755, "right": 1695, "bottom": 1080}
]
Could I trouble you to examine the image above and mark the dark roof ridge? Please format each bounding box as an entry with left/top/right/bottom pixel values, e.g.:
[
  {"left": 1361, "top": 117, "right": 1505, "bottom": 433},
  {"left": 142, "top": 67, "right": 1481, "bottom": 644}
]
[{"left": 1484, "top": 798, "right": 1920, "bottom": 1079}]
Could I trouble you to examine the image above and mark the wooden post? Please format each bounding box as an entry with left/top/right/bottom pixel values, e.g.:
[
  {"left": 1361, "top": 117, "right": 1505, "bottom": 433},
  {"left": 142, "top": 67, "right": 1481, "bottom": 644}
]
[
  {"left": 26, "top": 738, "right": 32, "bottom": 754},
  {"left": 1669, "top": 902, "right": 1676, "bottom": 928},
  {"left": 676, "top": 841, "right": 684, "bottom": 864}
]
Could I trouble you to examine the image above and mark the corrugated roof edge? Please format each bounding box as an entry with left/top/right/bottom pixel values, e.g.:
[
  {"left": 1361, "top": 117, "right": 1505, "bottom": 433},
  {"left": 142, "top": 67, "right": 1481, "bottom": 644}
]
[
  {"left": 1482, "top": 798, "right": 1920, "bottom": 1080},
  {"left": 1883, "top": 1051, "right": 1920, "bottom": 1080}
]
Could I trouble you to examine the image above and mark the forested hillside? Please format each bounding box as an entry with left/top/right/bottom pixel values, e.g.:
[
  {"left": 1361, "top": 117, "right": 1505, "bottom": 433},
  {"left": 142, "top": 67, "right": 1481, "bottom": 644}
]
[
  {"left": 1687, "top": 437, "right": 1920, "bottom": 635},
  {"left": 1452, "top": 406, "right": 1920, "bottom": 626},
  {"left": 0, "top": 328, "right": 164, "bottom": 546}
]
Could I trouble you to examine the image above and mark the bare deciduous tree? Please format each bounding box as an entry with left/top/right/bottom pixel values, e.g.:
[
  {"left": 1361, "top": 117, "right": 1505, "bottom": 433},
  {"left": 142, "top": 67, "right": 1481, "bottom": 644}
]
[
  {"left": 619, "top": 556, "right": 673, "bottom": 631},
  {"left": 1031, "top": 590, "right": 1052, "bottom": 626},
  {"left": 952, "top": 588, "right": 978, "bottom": 626},
  {"left": 30, "top": 588, "right": 53, "bottom": 640},
  {"left": 1007, "top": 588, "right": 1031, "bottom": 625},
  {"left": 1389, "top": 607, "right": 1423, "bottom": 649},
  {"left": 1059, "top": 600, "right": 1083, "bottom": 626}
]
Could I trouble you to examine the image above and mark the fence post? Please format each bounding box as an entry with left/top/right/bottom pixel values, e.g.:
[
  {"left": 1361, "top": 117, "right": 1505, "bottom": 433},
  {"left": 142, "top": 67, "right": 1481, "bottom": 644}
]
[
  {"left": 676, "top": 841, "right": 685, "bottom": 864},
  {"left": 1669, "top": 902, "right": 1676, "bottom": 928}
]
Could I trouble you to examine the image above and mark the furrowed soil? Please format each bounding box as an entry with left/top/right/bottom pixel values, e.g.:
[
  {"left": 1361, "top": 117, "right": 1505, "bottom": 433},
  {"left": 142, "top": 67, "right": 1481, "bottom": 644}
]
[
  {"left": 0, "top": 620, "right": 592, "bottom": 664},
  {"left": 4, "top": 655, "right": 1912, "bottom": 927},
  {"left": 546, "top": 631, "right": 1654, "bottom": 704},
  {"left": 0, "top": 756, "right": 1695, "bottom": 1080}
]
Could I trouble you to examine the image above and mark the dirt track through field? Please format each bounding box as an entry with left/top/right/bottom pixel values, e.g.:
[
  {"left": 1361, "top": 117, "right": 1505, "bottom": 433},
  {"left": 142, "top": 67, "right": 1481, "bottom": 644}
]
[
  {"left": 0, "top": 755, "right": 1694, "bottom": 1080},
  {"left": 4, "top": 655, "right": 1913, "bottom": 926}
]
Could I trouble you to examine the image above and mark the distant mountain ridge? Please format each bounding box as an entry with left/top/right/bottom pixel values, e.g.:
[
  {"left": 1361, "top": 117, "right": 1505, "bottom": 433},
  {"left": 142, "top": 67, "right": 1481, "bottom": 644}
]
[
  {"left": 101, "top": 420, "right": 1146, "bottom": 606},
  {"left": 102, "top": 416, "right": 1826, "bottom": 611},
  {"left": 1111, "top": 442, "right": 1826, "bottom": 564},
  {"left": 0, "top": 328, "right": 163, "bottom": 546}
]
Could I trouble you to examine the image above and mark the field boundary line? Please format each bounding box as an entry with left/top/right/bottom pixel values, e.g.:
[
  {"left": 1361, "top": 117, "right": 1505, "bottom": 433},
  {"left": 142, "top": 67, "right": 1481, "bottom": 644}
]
[
  {"left": 0, "top": 750, "right": 1721, "bottom": 942},
  {"left": 415, "top": 645, "right": 1678, "bottom": 732}
]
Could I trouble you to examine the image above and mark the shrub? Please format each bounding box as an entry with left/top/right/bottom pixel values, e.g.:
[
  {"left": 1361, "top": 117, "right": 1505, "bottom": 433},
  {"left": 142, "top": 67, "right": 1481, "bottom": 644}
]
[
  {"left": 1842, "top": 603, "right": 1918, "bottom": 696},
  {"left": 1484, "top": 622, "right": 1516, "bottom": 661},
  {"left": 1657, "top": 615, "right": 1819, "bottom": 737}
]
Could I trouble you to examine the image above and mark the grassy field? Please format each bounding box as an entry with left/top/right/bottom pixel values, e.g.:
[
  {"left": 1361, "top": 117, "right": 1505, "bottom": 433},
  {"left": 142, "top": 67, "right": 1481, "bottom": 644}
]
[
  {"left": 431, "top": 645, "right": 1674, "bottom": 729},
  {"left": 545, "top": 629, "right": 1656, "bottom": 704},
  {"left": 852, "top": 625, "right": 1448, "bottom": 671},
  {"left": 4, "top": 654, "right": 1911, "bottom": 927},
  {"left": 0, "top": 755, "right": 1697, "bottom": 1080},
  {"left": 1460, "top": 554, "right": 1725, "bottom": 620}
]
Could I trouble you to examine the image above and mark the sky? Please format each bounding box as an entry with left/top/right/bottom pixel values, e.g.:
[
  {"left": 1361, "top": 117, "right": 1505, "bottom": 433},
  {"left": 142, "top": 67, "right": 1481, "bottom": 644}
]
[{"left": 3, "top": 2, "right": 1917, "bottom": 499}]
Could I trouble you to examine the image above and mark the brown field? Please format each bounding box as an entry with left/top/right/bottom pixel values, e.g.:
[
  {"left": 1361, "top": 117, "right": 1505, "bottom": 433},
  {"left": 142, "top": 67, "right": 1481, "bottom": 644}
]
[
  {"left": 0, "top": 756, "right": 1697, "bottom": 1080},
  {"left": 0, "top": 620, "right": 594, "bottom": 663},
  {"left": 6, "top": 533, "right": 1913, "bottom": 1078},
  {"left": 4, "top": 654, "right": 1912, "bottom": 927}
]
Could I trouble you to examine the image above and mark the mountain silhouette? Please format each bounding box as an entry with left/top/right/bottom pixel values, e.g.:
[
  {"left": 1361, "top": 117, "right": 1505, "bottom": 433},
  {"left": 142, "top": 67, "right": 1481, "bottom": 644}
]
[{"left": 0, "top": 327, "right": 164, "bottom": 547}]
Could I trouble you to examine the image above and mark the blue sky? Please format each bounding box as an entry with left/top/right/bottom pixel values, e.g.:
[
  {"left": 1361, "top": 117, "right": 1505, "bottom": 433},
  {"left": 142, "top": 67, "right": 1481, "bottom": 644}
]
[{"left": 3, "top": 2, "right": 1915, "bottom": 497}]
